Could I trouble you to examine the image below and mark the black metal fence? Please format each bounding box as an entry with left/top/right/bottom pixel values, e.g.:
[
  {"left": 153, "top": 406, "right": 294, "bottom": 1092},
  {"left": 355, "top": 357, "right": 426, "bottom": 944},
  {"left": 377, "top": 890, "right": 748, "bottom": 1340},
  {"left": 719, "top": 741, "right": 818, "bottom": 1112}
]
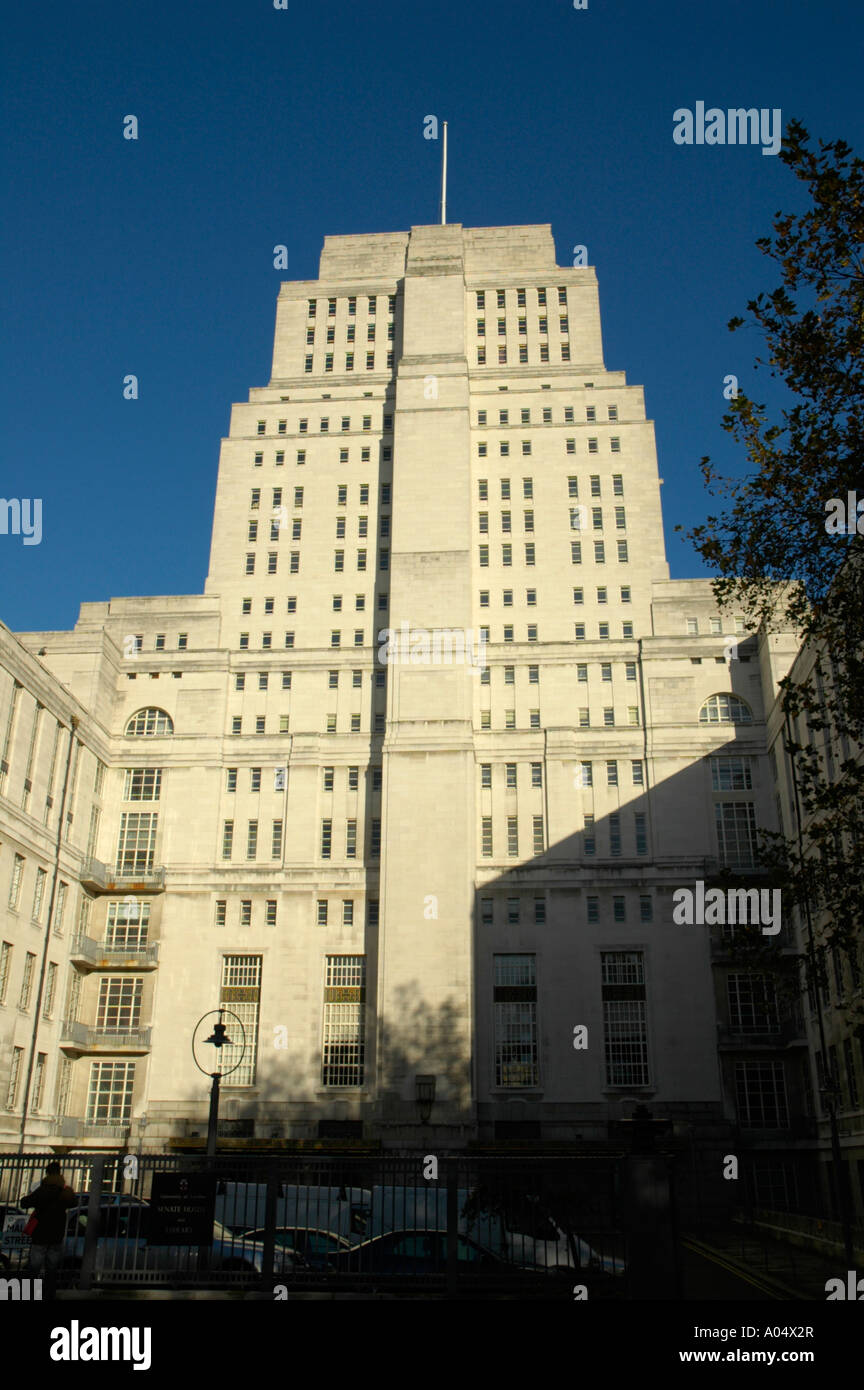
[{"left": 0, "top": 1150, "right": 680, "bottom": 1298}]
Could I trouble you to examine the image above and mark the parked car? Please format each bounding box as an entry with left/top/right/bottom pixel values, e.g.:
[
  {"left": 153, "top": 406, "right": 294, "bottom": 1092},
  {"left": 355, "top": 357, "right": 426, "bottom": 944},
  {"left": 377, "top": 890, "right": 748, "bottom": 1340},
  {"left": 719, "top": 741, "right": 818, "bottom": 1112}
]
[
  {"left": 240, "top": 1226, "right": 353, "bottom": 1270},
  {"left": 330, "top": 1228, "right": 575, "bottom": 1286},
  {"left": 1, "top": 1199, "right": 304, "bottom": 1279}
]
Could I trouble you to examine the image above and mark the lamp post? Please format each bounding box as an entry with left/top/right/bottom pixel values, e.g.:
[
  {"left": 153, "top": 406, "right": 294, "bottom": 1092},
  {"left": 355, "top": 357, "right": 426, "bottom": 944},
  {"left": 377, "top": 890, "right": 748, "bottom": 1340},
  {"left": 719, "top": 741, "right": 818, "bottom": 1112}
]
[{"left": 192, "top": 1009, "right": 246, "bottom": 1158}]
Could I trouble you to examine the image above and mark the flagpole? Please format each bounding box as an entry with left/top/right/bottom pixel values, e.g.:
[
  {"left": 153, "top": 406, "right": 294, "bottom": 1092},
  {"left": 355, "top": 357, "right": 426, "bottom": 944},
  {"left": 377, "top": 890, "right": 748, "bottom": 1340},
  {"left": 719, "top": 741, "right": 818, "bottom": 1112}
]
[{"left": 440, "top": 121, "right": 448, "bottom": 225}]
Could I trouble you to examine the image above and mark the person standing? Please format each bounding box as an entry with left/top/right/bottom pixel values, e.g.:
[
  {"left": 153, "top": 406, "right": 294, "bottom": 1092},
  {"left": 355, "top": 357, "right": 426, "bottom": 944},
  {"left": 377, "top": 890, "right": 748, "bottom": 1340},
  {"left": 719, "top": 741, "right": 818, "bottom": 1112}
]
[{"left": 22, "top": 1162, "right": 77, "bottom": 1299}]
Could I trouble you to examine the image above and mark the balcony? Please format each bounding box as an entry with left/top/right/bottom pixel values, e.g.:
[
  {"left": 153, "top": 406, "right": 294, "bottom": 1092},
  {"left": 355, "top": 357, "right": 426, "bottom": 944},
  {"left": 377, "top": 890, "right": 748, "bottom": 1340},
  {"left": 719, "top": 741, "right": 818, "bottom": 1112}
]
[
  {"left": 80, "top": 858, "right": 165, "bottom": 895},
  {"left": 717, "top": 1023, "right": 806, "bottom": 1050},
  {"left": 69, "top": 934, "right": 159, "bottom": 971},
  {"left": 55, "top": 1119, "right": 131, "bottom": 1140},
  {"left": 60, "top": 1021, "right": 151, "bottom": 1054}
]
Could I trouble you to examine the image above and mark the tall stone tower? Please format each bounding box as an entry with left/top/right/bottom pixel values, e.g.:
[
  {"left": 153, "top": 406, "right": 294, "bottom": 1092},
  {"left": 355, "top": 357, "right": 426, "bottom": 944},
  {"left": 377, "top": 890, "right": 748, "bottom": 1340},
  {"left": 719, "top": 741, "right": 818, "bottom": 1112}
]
[{"left": 5, "top": 223, "right": 794, "bottom": 1160}]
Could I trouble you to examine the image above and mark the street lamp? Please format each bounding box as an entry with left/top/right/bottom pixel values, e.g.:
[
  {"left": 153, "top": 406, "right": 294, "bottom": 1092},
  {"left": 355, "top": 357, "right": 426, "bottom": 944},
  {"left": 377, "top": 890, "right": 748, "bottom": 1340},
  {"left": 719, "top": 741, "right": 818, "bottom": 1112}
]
[{"left": 192, "top": 1009, "right": 246, "bottom": 1158}]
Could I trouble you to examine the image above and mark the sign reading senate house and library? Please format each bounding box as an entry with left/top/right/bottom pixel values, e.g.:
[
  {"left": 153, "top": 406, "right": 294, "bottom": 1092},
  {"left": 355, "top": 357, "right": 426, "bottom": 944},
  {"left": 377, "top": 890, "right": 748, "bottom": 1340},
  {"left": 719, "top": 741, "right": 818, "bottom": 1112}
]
[{"left": 148, "top": 1173, "right": 217, "bottom": 1244}]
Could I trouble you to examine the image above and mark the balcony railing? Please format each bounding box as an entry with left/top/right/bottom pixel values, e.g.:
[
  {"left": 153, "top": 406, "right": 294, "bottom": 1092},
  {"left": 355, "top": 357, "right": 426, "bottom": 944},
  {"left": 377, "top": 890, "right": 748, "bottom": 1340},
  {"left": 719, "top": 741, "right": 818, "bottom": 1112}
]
[
  {"left": 70, "top": 934, "right": 159, "bottom": 969},
  {"left": 80, "top": 858, "right": 165, "bottom": 894},
  {"left": 60, "top": 1021, "right": 151, "bottom": 1051},
  {"left": 717, "top": 1022, "right": 805, "bottom": 1049}
]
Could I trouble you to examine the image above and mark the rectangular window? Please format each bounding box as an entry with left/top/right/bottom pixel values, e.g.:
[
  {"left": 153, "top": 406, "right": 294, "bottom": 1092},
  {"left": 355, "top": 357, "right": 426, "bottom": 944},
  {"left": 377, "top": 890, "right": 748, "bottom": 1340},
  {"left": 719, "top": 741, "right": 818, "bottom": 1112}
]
[
  {"left": 32, "top": 868, "right": 47, "bottom": 921},
  {"left": 735, "top": 1061, "right": 788, "bottom": 1128},
  {"left": 87, "top": 1061, "right": 136, "bottom": 1123},
  {"left": 532, "top": 816, "right": 544, "bottom": 856},
  {"left": 711, "top": 756, "right": 754, "bottom": 791},
  {"left": 482, "top": 817, "right": 493, "bottom": 857},
  {"left": 96, "top": 976, "right": 143, "bottom": 1031},
  {"left": 215, "top": 900, "right": 226, "bottom": 927},
  {"left": 602, "top": 952, "right": 648, "bottom": 1085},
  {"left": 123, "top": 768, "right": 162, "bottom": 801},
  {"left": 322, "top": 955, "right": 366, "bottom": 1087},
  {"left": 105, "top": 899, "right": 150, "bottom": 950},
  {"left": 715, "top": 802, "right": 758, "bottom": 868},
  {"left": 115, "top": 813, "right": 158, "bottom": 874},
  {"left": 9, "top": 853, "right": 24, "bottom": 908},
  {"left": 493, "top": 954, "right": 538, "bottom": 1087},
  {"left": 222, "top": 820, "right": 234, "bottom": 859},
  {"left": 0, "top": 941, "right": 12, "bottom": 1005},
  {"left": 584, "top": 814, "right": 596, "bottom": 856},
  {"left": 634, "top": 812, "right": 647, "bottom": 855},
  {"left": 220, "top": 955, "right": 261, "bottom": 1086},
  {"left": 609, "top": 813, "right": 621, "bottom": 856},
  {"left": 507, "top": 817, "right": 518, "bottom": 857},
  {"left": 19, "top": 952, "right": 36, "bottom": 1009},
  {"left": 728, "top": 974, "right": 779, "bottom": 1034},
  {"left": 346, "top": 820, "right": 357, "bottom": 858}
]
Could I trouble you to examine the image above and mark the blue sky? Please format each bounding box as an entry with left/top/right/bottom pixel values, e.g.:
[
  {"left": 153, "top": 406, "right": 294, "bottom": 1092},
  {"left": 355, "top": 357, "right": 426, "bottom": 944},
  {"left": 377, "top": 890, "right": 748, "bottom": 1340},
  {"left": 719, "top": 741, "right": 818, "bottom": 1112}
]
[{"left": 1, "top": 0, "right": 861, "bottom": 632}]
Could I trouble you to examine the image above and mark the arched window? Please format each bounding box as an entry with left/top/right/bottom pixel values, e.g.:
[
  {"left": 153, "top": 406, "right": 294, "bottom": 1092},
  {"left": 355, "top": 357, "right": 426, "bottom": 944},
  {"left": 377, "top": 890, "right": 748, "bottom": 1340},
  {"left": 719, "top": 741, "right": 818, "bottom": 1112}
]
[
  {"left": 125, "top": 708, "right": 174, "bottom": 737},
  {"left": 699, "top": 694, "right": 752, "bottom": 725}
]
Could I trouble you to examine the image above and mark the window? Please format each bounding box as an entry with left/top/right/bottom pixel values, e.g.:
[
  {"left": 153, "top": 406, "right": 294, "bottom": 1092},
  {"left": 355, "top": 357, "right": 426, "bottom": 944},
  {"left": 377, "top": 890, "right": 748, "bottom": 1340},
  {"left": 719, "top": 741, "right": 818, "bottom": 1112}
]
[
  {"left": 124, "top": 768, "right": 162, "bottom": 801},
  {"left": 96, "top": 976, "right": 143, "bottom": 1031},
  {"left": 317, "top": 900, "right": 328, "bottom": 926},
  {"left": 632, "top": 759, "right": 644, "bottom": 785},
  {"left": 32, "top": 868, "right": 47, "bottom": 921},
  {"left": 699, "top": 694, "right": 753, "bottom": 724},
  {"left": 728, "top": 974, "right": 778, "bottom": 1034},
  {"left": 571, "top": 542, "right": 582, "bottom": 564},
  {"left": 715, "top": 802, "right": 758, "bottom": 868},
  {"left": 602, "top": 952, "right": 648, "bottom": 1085},
  {"left": 634, "top": 812, "right": 647, "bottom": 855},
  {"left": 125, "top": 708, "right": 173, "bottom": 736},
  {"left": 584, "top": 814, "right": 596, "bottom": 855},
  {"left": 606, "top": 760, "right": 618, "bottom": 787},
  {"left": 215, "top": 900, "right": 226, "bottom": 927},
  {"left": 711, "top": 755, "right": 754, "bottom": 790},
  {"left": 322, "top": 955, "right": 366, "bottom": 1087},
  {"left": 482, "top": 817, "right": 493, "bottom": 857},
  {"left": 222, "top": 821, "right": 234, "bottom": 859},
  {"left": 532, "top": 816, "right": 544, "bottom": 855},
  {"left": 220, "top": 955, "right": 261, "bottom": 1086},
  {"left": 321, "top": 820, "right": 332, "bottom": 859},
  {"left": 115, "top": 813, "right": 157, "bottom": 874},
  {"left": 346, "top": 820, "right": 357, "bottom": 858},
  {"left": 493, "top": 955, "right": 538, "bottom": 1087},
  {"left": 609, "top": 813, "right": 621, "bottom": 856},
  {"left": 617, "top": 541, "right": 629, "bottom": 562},
  {"left": 507, "top": 817, "right": 518, "bottom": 857},
  {"left": 735, "top": 1061, "right": 788, "bottom": 1127},
  {"left": 87, "top": 1061, "right": 136, "bottom": 1123},
  {"left": 0, "top": 942, "right": 12, "bottom": 1006},
  {"left": 17, "top": 951, "right": 36, "bottom": 1009}
]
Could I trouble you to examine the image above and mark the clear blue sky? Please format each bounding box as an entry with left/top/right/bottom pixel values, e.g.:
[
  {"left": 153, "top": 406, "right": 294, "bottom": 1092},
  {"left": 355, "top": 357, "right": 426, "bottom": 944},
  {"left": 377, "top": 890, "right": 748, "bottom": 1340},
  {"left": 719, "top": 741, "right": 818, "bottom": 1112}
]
[{"left": 1, "top": 0, "right": 861, "bottom": 632}]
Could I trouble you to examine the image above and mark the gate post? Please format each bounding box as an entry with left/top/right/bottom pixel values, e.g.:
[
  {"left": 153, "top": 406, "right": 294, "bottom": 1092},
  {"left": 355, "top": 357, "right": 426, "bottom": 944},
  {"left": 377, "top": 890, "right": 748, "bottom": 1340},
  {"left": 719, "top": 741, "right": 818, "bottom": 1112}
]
[
  {"left": 619, "top": 1153, "right": 678, "bottom": 1299},
  {"left": 78, "top": 1154, "right": 105, "bottom": 1292},
  {"left": 445, "top": 1161, "right": 458, "bottom": 1297},
  {"left": 259, "top": 1161, "right": 279, "bottom": 1293}
]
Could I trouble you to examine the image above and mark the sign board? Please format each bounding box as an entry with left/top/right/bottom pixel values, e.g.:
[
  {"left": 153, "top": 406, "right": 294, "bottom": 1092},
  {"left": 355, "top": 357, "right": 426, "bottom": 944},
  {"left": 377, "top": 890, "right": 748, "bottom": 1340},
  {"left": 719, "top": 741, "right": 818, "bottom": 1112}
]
[
  {"left": 1, "top": 1212, "right": 31, "bottom": 1255},
  {"left": 148, "top": 1173, "right": 217, "bottom": 1245}
]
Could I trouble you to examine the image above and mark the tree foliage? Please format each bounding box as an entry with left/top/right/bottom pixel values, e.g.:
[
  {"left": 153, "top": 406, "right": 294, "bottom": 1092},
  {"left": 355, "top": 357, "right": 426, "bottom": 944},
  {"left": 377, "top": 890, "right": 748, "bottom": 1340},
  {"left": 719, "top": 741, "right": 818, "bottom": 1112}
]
[{"left": 682, "top": 120, "right": 864, "bottom": 1050}]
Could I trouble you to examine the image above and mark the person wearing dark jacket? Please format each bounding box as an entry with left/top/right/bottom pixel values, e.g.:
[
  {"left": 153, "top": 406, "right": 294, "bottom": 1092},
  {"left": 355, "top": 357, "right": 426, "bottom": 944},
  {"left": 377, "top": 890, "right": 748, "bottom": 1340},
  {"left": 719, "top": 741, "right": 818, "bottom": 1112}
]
[{"left": 22, "top": 1162, "right": 77, "bottom": 1298}]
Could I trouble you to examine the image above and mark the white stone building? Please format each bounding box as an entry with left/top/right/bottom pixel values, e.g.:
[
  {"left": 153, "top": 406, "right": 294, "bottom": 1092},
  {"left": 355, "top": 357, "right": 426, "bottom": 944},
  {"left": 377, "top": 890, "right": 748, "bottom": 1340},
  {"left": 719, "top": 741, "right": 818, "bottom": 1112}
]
[{"left": 0, "top": 223, "right": 838, "bottom": 1197}]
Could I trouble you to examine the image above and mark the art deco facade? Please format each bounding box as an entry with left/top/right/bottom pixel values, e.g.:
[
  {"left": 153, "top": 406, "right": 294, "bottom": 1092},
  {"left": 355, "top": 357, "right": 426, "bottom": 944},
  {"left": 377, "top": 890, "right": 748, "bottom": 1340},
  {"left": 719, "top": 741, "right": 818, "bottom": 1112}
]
[{"left": 1, "top": 223, "right": 856, "bottom": 1216}]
